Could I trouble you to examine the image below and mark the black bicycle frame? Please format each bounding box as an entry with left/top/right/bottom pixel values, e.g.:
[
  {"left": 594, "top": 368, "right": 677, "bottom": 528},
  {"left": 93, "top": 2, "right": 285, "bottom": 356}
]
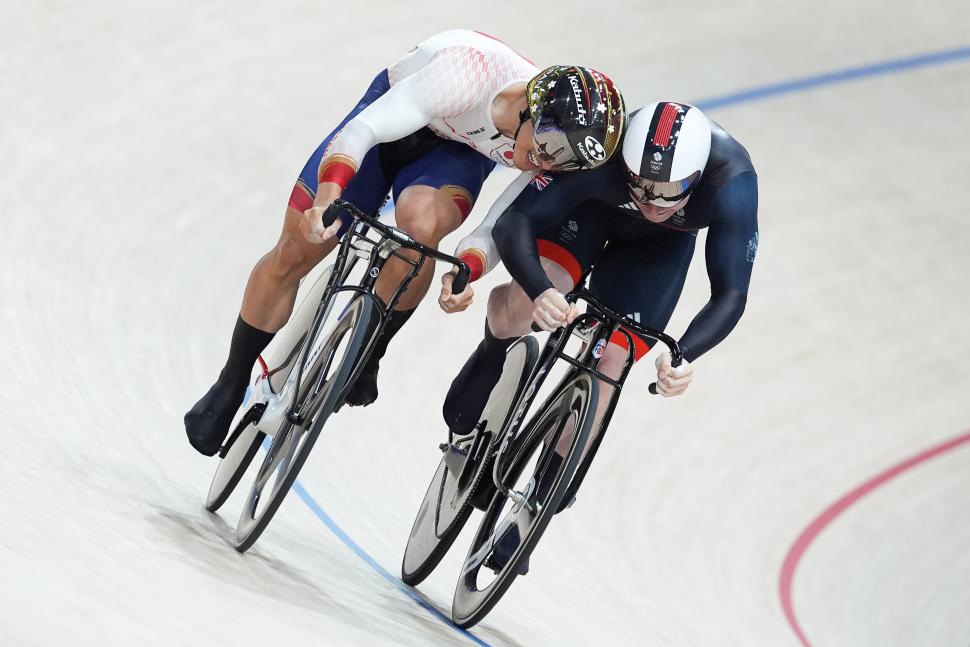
[
  {"left": 285, "top": 199, "right": 470, "bottom": 424},
  {"left": 493, "top": 286, "right": 683, "bottom": 504}
]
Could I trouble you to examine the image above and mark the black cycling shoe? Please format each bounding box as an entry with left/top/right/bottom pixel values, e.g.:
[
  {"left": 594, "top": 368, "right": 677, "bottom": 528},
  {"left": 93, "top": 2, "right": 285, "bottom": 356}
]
[
  {"left": 484, "top": 525, "right": 529, "bottom": 576},
  {"left": 345, "top": 359, "right": 379, "bottom": 407},
  {"left": 184, "top": 379, "right": 247, "bottom": 456}
]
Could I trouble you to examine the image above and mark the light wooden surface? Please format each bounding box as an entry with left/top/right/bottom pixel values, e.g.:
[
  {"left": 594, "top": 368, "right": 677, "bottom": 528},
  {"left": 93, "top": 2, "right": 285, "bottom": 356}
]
[{"left": 2, "top": 3, "right": 968, "bottom": 645}]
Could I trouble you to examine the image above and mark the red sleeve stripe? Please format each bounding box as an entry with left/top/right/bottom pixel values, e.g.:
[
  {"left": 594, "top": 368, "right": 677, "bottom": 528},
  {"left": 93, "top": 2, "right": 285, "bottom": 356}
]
[
  {"left": 459, "top": 251, "right": 485, "bottom": 283},
  {"left": 318, "top": 159, "right": 356, "bottom": 190}
]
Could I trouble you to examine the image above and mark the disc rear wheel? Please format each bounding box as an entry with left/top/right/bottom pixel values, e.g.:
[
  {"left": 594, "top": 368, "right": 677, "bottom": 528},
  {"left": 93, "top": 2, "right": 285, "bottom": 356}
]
[
  {"left": 234, "top": 295, "right": 377, "bottom": 552},
  {"left": 451, "top": 372, "right": 598, "bottom": 628},
  {"left": 401, "top": 336, "right": 539, "bottom": 586}
]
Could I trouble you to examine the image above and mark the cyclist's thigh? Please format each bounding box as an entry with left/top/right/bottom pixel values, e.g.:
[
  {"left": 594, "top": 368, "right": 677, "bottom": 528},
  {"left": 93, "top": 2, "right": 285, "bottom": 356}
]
[
  {"left": 590, "top": 229, "right": 697, "bottom": 360},
  {"left": 533, "top": 200, "right": 616, "bottom": 288},
  {"left": 391, "top": 141, "right": 496, "bottom": 226},
  {"left": 286, "top": 70, "right": 394, "bottom": 238}
]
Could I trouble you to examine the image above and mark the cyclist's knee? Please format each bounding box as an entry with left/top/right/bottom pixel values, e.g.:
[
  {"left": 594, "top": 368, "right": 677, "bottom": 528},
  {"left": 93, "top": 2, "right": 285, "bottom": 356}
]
[
  {"left": 395, "top": 186, "right": 460, "bottom": 244},
  {"left": 598, "top": 343, "right": 628, "bottom": 381},
  {"left": 487, "top": 282, "right": 533, "bottom": 338},
  {"left": 265, "top": 232, "right": 317, "bottom": 284},
  {"left": 539, "top": 257, "right": 577, "bottom": 293}
]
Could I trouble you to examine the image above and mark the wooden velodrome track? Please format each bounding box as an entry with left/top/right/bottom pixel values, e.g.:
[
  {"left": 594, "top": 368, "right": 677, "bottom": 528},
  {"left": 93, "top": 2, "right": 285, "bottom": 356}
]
[{"left": 2, "top": 2, "right": 968, "bottom": 645}]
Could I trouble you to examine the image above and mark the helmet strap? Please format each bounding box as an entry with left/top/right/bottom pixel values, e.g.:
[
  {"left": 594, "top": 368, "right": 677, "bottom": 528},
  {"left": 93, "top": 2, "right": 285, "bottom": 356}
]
[{"left": 512, "top": 108, "right": 531, "bottom": 142}]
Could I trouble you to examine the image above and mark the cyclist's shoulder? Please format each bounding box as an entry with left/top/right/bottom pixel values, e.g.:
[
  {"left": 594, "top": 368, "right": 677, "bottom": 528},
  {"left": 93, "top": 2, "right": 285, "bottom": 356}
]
[
  {"left": 687, "top": 125, "right": 757, "bottom": 226},
  {"left": 413, "top": 29, "right": 524, "bottom": 59},
  {"left": 506, "top": 169, "right": 602, "bottom": 216},
  {"left": 390, "top": 30, "right": 535, "bottom": 87},
  {"left": 535, "top": 158, "right": 622, "bottom": 198},
  {"left": 705, "top": 122, "right": 756, "bottom": 185}
]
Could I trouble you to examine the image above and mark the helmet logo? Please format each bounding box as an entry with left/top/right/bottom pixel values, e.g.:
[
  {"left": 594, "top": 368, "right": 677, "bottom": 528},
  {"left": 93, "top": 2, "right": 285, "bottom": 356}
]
[
  {"left": 583, "top": 136, "right": 606, "bottom": 162},
  {"left": 568, "top": 75, "right": 588, "bottom": 126},
  {"left": 652, "top": 152, "right": 663, "bottom": 162}
]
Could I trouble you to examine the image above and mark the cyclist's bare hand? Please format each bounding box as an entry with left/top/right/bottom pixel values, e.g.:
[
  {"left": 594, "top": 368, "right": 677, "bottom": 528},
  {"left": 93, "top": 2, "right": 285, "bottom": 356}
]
[
  {"left": 439, "top": 270, "right": 474, "bottom": 314},
  {"left": 300, "top": 183, "right": 343, "bottom": 244},
  {"left": 654, "top": 352, "right": 693, "bottom": 397},
  {"left": 531, "top": 288, "right": 579, "bottom": 331},
  {"left": 300, "top": 203, "right": 342, "bottom": 244}
]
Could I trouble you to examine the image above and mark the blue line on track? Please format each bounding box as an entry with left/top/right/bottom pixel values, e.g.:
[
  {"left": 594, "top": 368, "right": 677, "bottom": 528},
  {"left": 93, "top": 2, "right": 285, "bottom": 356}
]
[
  {"left": 291, "top": 481, "right": 490, "bottom": 647},
  {"left": 285, "top": 43, "right": 970, "bottom": 645},
  {"left": 694, "top": 46, "right": 970, "bottom": 110}
]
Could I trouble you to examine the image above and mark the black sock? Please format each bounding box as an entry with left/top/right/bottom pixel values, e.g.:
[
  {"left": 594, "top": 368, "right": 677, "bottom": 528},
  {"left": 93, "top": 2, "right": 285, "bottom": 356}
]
[
  {"left": 363, "top": 306, "right": 415, "bottom": 369},
  {"left": 217, "top": 315, "right": 275, "bottom": 386},
  {"left": 442, "top": 320, "right": 516, "bottom": 434}
]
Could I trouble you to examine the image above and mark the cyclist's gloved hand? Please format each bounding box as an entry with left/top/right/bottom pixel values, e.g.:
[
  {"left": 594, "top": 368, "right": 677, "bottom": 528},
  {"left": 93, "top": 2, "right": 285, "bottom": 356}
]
[
  {"left": 300, "top": 185, "right": 343, "bottom": 244},
  {"left": 439, "top": 269, "right": 475, "bottom": 314},
  {"left": 532, "top": 288, "right": 580, "bottom": 332},
  {"left": 654, "top": 352, "right": 693, "bottom": 397}
]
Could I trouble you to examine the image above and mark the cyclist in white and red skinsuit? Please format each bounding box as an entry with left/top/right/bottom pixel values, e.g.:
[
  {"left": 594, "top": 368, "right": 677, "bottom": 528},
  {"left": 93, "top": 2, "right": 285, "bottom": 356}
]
[{"left": 184, "top": 29, "right": 625, "bottom": 456}]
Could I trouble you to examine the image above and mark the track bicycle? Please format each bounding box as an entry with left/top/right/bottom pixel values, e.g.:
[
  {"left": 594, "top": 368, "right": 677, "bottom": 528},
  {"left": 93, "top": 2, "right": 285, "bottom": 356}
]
[
  {"left": 402, "top": 283, "right": 681, "bottom": 627},
  {"left": 203, "top": 199, "right": 470, "bottom": 552}
]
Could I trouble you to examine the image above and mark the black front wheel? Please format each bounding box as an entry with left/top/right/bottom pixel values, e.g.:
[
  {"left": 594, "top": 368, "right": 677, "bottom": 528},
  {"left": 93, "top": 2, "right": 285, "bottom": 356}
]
[
  {"left": 451, "top": 371, "right": 599, "bottom": 628},
  {"left": 204, "top": 404, "right": 266, "bottom": 513}
]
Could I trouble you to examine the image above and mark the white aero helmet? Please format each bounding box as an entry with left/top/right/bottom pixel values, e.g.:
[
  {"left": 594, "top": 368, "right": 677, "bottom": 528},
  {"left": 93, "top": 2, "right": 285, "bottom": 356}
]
[{"left": 622, "top": 102, "right": 712, "bottom": 208}]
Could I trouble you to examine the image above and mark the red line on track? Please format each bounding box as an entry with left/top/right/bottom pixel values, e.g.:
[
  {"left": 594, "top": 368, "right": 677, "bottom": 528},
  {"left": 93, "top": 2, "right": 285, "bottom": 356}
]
[{"left": 779, "top": 429, "right": 970, "bottom": 646}]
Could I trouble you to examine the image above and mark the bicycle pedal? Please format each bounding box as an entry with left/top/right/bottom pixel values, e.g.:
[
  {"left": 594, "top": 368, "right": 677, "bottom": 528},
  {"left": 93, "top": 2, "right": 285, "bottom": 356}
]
[
  {"left": 219, "top": 403, "right": 265, "bottom": 458},
  {"left": 439, "top": 442, "right": 468, "bottom": 455},
  {"left": 442, "top": 443, "right": 470, "bottom": 475}
]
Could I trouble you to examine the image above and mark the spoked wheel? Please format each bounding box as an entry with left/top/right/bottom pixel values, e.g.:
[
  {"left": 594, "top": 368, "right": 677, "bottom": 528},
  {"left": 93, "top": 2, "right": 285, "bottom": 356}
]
[
  {"left": 451, "top": 372, "right": 599, "bottom": 628},
  {"left": 401, "top": 337, "right": 539, "bottom": 586},
  {"left": 204, "top": 403, "right": 266, "bottom": 513},
  {"left": 234, "top": 294, "right": 377, "bottom": 552}
]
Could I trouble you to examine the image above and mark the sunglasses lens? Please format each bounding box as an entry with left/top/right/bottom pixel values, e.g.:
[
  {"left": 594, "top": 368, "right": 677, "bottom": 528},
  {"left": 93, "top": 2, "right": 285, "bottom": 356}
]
[{"left": 627, "top": 170, "right": 701, "bottom": 207}]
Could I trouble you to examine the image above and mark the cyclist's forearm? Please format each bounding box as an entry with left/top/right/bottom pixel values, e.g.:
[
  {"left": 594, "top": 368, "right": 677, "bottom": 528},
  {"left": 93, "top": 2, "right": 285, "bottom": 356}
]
[
  {"left": 312, "top": 181, "right": 343, "bottom": 208},
  {"left": 677, "top": 288, "right": 747, "bottom": 363},
  {"left": 493, "top": 211, "right": 554, "bottom": 300},
  {"left": 455, "top": 172, "right": 534, "bottom": 282}
]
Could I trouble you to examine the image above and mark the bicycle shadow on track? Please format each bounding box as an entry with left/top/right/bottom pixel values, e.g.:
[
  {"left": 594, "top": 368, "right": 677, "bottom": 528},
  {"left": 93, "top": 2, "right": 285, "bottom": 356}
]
[
  {"left": 150, "top": 505, "right": 506, "bottom": 644},
  {"left": 147, "top": 505, "right": 338, "bottom": 613}
]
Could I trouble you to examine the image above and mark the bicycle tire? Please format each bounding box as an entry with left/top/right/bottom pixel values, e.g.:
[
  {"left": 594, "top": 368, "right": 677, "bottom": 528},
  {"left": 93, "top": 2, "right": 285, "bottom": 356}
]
[
  {"left": 451, "top": 371, "right": 599, "bottom": 628},
  {"left": 234, "top": 294, "right": 378, "bottom": 552},
  {"left": 204, "top": 405, "right": 266, "bottom": 513},
  {"left": 401, "top": 336, "right": 538, "bottom": 586}
]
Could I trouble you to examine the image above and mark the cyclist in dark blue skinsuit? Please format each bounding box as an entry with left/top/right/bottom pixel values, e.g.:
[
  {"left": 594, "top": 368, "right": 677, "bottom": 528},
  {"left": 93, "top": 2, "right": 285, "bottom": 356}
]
[
  {"left": 440, "top": 101, "right": 759, "bottom": 435},
  {"left": 436, "top": 102, "right": 758, "bottom": 575}
]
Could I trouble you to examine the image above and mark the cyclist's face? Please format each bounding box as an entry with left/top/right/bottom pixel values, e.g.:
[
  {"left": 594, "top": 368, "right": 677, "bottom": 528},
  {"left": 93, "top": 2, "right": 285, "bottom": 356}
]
[
  {"left": 631, "top": 192, "right": 690, "bottom": 223},
  {"left": 512, "top": 120, "right": 555, "bottom": 172}
]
